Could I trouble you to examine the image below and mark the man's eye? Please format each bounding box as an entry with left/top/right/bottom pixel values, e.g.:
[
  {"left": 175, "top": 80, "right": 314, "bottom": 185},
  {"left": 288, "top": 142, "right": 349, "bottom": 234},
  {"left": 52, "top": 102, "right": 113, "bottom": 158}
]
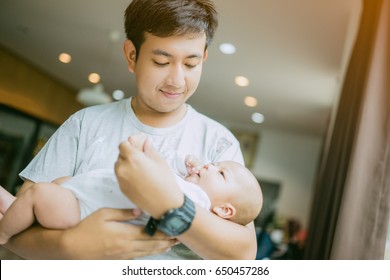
[
  {"left": 153, "top": 60, "right": 168, "bottom": 66},
  {"left": 185, "top": 64, "right": 197, "bottom": 69}
]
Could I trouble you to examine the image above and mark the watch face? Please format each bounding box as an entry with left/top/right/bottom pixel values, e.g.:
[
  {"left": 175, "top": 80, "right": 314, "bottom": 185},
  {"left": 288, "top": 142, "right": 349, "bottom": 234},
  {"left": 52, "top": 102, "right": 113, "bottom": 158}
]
[
  {"left": 169, "top": 216, "right": 187, "bottom": 231},
  {"left": 157, "top": 195, "right": 195, "bottom": 236}
]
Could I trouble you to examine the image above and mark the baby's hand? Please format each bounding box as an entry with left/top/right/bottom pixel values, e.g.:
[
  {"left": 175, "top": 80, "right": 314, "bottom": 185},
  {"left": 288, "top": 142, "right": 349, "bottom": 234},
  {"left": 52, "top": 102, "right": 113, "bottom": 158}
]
[{"left": 185, "top": 154, "right": 202, "bottom": 175}]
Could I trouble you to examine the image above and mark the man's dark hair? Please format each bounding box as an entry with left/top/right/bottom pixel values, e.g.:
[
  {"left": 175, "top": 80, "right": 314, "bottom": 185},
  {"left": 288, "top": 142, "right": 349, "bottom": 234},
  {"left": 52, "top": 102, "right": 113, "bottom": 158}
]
[{"left": 124, "top": 0, "right": 218, "bottom": 56}]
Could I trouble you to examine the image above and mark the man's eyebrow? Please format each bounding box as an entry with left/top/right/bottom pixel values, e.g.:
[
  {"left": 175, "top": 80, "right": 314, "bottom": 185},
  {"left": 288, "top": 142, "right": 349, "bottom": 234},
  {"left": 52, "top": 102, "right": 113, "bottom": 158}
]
[
  {"left": 151, "top": 49, "right": 203, "bottom": 59},
  {"left": 152, "top": 49, "right": 172, "bottom": 57}
]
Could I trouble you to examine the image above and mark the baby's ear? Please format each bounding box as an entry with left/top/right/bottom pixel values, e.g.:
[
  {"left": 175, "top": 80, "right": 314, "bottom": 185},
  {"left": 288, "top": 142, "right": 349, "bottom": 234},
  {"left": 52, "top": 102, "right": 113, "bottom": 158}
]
[{"left": 212, "top": 203, "right": 236, "bottom": 220}]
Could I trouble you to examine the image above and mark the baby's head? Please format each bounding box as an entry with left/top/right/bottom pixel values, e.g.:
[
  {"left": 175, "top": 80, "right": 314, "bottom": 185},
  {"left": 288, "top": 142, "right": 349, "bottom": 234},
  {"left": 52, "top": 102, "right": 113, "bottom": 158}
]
[{"left": 185, "top": 161, "right": 263, "bottom": 225}]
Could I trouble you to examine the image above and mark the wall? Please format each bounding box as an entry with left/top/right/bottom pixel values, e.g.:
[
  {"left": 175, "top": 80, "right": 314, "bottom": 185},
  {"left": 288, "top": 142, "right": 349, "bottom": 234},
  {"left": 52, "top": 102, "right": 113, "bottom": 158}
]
[
  {"left": 0, "top": 47, "right": 82, "bottom": 125},
  {"left": 249, "top": 128, "right": 323, "bottom": 229}
]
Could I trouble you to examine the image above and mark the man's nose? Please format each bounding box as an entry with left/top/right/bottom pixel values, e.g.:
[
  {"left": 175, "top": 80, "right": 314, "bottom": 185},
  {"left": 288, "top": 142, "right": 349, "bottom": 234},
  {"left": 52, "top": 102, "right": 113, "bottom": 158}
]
[{"left": 166, "top": 65, "right": 185, "bottom": 87}]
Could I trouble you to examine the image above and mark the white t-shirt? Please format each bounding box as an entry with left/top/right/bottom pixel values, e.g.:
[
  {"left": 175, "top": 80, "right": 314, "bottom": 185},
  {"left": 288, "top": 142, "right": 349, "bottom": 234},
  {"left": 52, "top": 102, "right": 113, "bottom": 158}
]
[
  {"left": 20, "top": 97, "right": 244, "bottom": 259},
  {"left": 61, "top": 168, "right": 211, "bottom": 223}
]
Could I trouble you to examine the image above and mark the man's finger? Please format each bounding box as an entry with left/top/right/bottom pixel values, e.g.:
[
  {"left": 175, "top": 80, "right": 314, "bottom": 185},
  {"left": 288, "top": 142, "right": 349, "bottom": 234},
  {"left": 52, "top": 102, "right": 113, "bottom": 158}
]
[
  {"left": 143, "top": 138, "right": 163, "bottom": 161},
  {"left": 118, "top": 141, "right": 131, "bottom": 158},
  {"left": 125, "top": 239, "right": 175, "bottom": 258},
  {"left": 97, "top": 208, "right": 142, "bottom": 221},
  {"left": 128, "top": 134, "right": 147, "bottom": 150},
  {"left": 118, "top": 139, "right": 141, "bottom": 159}
]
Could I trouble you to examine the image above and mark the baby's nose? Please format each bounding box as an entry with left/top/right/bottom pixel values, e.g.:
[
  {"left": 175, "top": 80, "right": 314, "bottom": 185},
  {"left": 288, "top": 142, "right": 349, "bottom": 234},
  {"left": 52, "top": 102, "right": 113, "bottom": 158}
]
[{"left": 204, "top": 163, "right": 216, "bottom": 170}]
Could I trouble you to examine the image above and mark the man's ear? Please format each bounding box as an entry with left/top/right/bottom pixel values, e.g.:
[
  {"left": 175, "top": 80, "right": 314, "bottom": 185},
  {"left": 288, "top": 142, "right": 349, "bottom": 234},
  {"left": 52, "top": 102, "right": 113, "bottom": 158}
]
[
  {"left": 203, "top": 49, "right": 208, "bottom": 62},
  {"left": 212, "top": 203, "right": 236, "bottom": 220},
  {"left": 123, "top": 40, "right": 137, "bottom": 73}
]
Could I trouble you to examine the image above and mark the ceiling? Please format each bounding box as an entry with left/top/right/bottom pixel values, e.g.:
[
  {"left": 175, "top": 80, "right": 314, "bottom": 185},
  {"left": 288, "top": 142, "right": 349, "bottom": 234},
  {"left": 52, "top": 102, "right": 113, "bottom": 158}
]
[{"left": 0, "top": 0, "right": 362, "bottom": 137}]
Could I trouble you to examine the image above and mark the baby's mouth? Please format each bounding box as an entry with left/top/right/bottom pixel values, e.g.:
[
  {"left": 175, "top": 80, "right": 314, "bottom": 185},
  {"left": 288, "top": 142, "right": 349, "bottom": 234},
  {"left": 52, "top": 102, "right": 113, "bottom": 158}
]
[{"left": 185, "top": 173, "right": 200, "bottom": 181}]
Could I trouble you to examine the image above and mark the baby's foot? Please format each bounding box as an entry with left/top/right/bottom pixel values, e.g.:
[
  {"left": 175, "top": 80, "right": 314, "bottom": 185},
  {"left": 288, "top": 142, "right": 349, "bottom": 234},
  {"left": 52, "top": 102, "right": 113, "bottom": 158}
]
[{"left": 0, "top": 185, "right": 16, "bottom": 214}]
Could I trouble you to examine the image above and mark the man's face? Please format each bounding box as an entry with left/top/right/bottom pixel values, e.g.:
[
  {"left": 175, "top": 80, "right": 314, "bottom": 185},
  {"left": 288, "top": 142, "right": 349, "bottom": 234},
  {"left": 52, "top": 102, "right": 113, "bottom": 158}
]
[{"left": 129, "top": 33, "right": 207, "bottom": 115}]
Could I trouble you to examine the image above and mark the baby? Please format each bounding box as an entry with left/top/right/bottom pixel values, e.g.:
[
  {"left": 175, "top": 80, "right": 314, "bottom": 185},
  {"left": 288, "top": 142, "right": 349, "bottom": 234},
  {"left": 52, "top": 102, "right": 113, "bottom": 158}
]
[{"left": 0, "top": 136, "right": 262, "bottom": 245}]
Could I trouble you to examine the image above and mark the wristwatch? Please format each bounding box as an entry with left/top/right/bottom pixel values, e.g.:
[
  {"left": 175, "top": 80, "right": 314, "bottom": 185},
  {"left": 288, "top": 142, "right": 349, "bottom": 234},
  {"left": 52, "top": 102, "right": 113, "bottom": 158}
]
[{"left": 144, "top": 195, "right": 195, "bottom": 237}]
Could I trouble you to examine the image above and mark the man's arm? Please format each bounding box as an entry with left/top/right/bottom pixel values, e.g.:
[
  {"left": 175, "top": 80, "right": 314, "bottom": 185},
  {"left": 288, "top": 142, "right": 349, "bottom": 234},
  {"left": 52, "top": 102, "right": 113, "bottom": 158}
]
[
  {"left": 3, "top": 181, "right": 175, "bottom": 259},
  {"left": 181, "top": 207, "right": 257, "bottom": 259},
  {"left": 115, "top": 138, "right": 257, "bottom": 259}
]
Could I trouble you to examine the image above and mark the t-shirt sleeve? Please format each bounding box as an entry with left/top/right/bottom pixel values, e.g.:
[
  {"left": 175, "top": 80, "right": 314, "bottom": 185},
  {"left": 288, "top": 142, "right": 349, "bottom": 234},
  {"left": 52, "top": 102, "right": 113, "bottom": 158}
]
[
  {"left": 210, "top": 131, "right": 245, "bottom": 165},
  {"left": 19, "top": 111, "right": 83, "bottom": 183}
]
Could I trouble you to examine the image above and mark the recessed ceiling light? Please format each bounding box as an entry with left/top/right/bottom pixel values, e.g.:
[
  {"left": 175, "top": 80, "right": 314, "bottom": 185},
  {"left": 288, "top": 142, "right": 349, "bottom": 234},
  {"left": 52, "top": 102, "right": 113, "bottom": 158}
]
[
  {"left": 112, "top": 90, "right": 125, "bottom": 100},
  {"left": 235, "top": 76, "right": 250, "bottom": 87},
  {"left": 252, "top": 112, "right": 265, "bottom": 124},
  {"left": 109, "top": 30, "right": 121, "bottom": 42},
  {"left": 77, "top": 84, "right": 111, "bottom": 106},
  {"left": 88, "top": 73, "right": 101, "bottom": 83},
  {"left": 219, "top": 43, "right": 236, "bottom": 54},
  {"left": 58, "top": 53, "right": 71, "bottom": 63},
  {"left": 244, "top": 96, "right": 257, "bottom": 107}
]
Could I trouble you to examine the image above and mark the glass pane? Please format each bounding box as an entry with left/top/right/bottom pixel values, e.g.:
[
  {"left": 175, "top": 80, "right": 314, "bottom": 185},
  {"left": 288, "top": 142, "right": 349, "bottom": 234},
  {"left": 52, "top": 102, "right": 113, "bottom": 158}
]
[
  {"left": 385, "top": 219, "right": 390, "bottom": 260},
  {"left": 0, "top": 108, "right": 37, "bottom": 193}
]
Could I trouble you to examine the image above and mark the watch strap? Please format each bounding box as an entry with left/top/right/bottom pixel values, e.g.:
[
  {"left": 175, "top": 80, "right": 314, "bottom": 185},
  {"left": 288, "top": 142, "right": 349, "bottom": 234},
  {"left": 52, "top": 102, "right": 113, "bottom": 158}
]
[
  {"left": 143, "top": 195, "right": 195, "bottom": 237},
  {"left": 144, "top": 216, "right": 159, "bottom": 236}
]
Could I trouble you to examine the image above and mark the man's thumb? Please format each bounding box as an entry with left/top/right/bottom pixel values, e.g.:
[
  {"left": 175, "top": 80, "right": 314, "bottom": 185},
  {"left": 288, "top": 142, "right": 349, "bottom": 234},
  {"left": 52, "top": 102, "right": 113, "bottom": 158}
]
[
  {"left": 103, "top": 208, "right": 142, "bottom": 221},
  {"left": 143, "top": 137, "right": 161, "bottom": 160}
]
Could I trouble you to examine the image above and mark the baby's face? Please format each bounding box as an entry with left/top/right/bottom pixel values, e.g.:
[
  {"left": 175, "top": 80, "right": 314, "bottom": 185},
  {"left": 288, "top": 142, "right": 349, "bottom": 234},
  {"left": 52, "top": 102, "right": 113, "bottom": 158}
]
[{"left": 185, "top": 161, "right": 250, "bottom": 204}]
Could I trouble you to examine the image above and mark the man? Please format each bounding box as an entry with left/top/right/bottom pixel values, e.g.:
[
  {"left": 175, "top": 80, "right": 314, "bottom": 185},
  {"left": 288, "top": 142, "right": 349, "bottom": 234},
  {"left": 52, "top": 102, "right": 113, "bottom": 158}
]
[{"left": 4, "top": 0, "right": 257, "bottom": 259}]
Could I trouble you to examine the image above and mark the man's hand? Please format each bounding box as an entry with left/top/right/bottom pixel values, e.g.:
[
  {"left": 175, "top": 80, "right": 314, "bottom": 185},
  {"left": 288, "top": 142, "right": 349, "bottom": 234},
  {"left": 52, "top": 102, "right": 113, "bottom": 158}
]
[
  {"left": 5, "top": 207, "right": 175, "bottom": 259},
  {"left": 115, "top": 137, "right": 184, "bottom": 219},
  {"left": 60, "top": 208, "right": 175, "bottom": 259}
]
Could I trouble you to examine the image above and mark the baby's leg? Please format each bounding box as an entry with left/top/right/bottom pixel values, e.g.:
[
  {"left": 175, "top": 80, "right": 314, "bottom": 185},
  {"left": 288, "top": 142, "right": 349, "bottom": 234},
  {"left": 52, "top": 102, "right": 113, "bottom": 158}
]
[
  {"left": 0, "top": 186, "right": 16, "bottom": 216},
  {"left": 0, "top": 182, "right": 80, "bottom": 244}
]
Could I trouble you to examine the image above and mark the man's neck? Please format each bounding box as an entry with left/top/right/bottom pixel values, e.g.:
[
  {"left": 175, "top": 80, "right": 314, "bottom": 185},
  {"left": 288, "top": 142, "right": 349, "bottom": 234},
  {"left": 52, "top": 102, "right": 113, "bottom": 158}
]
[{"left": 131, "top": 98, "right": 187, "bottom": 128}]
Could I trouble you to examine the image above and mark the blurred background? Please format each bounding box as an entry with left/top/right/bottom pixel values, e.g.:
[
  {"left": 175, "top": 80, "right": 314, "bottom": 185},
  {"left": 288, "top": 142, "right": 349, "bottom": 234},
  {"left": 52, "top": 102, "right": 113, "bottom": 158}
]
[{"left": 1, "top": 0, "right": 376, "bottom": 260}]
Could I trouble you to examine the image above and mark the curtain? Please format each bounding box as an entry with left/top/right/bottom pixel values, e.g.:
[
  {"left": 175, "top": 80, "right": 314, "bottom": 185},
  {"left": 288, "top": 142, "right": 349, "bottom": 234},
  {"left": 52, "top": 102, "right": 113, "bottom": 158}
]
[{"left": 305, "top": 0, "right": 390, "bottom": 259}]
